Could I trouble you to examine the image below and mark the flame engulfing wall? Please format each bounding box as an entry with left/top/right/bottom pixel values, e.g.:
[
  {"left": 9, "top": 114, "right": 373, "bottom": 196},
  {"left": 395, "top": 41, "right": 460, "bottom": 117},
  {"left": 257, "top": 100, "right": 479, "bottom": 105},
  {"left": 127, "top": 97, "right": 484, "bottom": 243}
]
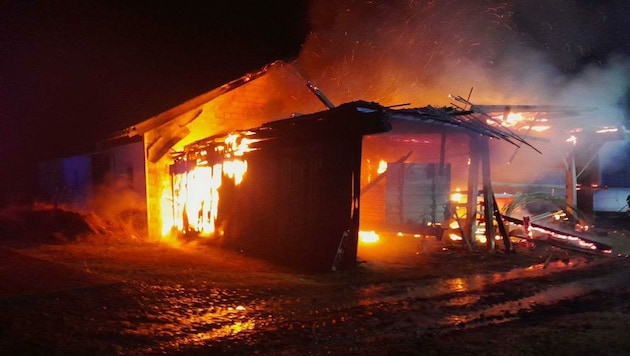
[
  {"left": 143, "top": 62, "right": 328, "bottom": 241},
  {"left": 164, "top": 101, "right": 391, "bottom": 271}
]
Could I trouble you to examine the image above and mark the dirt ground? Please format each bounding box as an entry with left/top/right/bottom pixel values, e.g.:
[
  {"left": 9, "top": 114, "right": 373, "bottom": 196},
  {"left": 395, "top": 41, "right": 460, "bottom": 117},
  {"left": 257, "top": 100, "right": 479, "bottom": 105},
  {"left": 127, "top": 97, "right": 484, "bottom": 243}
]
[{"left": 2, "top": 207, "right": 630, "bottom": 355}]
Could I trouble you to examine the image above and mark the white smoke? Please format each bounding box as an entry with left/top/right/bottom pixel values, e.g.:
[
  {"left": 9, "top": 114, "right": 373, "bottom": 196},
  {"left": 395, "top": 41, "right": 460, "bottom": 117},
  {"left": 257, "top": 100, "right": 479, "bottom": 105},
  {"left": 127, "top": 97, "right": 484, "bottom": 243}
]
[
  {"left": 298, "top": 0, "right": 629, "bottom": 114},
  {"left": 297, "top": 0, "right": 630, "bottom": 186}
]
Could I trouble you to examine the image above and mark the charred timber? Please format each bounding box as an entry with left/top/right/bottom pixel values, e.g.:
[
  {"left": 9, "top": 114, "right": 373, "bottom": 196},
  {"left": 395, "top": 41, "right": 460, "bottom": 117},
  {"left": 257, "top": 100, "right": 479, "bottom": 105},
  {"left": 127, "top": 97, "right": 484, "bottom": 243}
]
[{"left": 502, "top": 215, "right": 612, "bottom": 254}]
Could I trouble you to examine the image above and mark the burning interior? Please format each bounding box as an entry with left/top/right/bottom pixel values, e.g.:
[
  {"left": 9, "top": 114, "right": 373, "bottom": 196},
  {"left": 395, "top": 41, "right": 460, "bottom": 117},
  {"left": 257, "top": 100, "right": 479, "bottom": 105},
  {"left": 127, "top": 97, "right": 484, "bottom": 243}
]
[
  {"left": 41, "top": 66, "right": 624, "bottom": 271},
  {"left": 39, "top": 52, "right": 623, "bottom": 273},
  {"left": 164, "top": 101, "right": 391, "bottom": 271},
  {"left": 158, "top": 99, "right": 560, "bottom": 271}
]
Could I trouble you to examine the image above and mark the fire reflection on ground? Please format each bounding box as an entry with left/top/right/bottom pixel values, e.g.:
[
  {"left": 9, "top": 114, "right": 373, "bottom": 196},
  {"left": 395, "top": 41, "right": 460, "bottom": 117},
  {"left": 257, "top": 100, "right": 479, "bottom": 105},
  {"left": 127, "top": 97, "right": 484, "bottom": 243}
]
[
  {"left": 438, "top": 268, "right": 630, "bottom": 331},
  {"left": 4, "top": 241, "right": 628, "bottom": 354},
  {"left": 356, "top": 255, "right": 590, "bottom": 308},
  {"left": 118, "top": 283, "right": 274, "bottom": 352}
]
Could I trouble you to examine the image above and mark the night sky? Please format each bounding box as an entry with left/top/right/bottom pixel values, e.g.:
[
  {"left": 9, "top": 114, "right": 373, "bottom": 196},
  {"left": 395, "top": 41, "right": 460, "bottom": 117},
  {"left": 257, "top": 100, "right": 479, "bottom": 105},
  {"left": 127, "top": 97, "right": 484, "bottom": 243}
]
[
  {"left": 0, "top": 1, "right": 309, "bottom": 198},
  {"left": 1, "top": 0, "right": 629, "bottom": 200}
]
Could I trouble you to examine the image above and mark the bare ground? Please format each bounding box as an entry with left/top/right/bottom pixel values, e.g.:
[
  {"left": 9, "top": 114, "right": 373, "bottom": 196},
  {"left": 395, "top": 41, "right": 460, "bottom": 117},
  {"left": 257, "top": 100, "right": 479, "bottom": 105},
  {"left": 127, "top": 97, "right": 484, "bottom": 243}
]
[{"left": 1, "top": 207, "right": 630, "bottom": 355}]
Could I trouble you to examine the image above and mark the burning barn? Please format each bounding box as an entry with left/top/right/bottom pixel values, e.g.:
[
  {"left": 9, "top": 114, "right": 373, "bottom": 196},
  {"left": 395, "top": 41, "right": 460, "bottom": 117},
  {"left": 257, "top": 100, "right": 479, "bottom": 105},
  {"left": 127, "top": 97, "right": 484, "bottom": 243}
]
[
  {"left": 38, "top": 58, "right": 625, "bottom": 270},
  {"left": 168, "top": 101, "right": 390, "bottom": 271},
  {"left": 157, "top": 98, "right": 540, "bottom": 271}
]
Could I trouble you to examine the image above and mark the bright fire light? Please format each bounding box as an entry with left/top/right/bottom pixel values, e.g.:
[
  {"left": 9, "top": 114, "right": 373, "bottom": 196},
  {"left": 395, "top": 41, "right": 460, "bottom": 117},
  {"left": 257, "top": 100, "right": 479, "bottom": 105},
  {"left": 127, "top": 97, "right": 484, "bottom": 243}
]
[
  {"left": 224, "top": 133, "right": 257, "bottom": 157},
  {"left": 596, "top": 127, "right": 618, "bottom": 134},
  {"left": 489, "top": 112, "right": 551, "bottom": 132},
  {"left": 162, "top": 132, "right": 254, "bottom": 238},
  {"left": 451, "top": 188, "right": 463, "bottom": 203},
  {"left": 498, "top": 112, "right": 525, "bottom": 127},
  {"left": 223, "top": 159, "right": 248, "bottom": 185},
  {"left": 376, "top": 160, "right": 388, "bottom": 174},
  {"left": 359, "top": 230, "right": 380, "bottom": 243}
]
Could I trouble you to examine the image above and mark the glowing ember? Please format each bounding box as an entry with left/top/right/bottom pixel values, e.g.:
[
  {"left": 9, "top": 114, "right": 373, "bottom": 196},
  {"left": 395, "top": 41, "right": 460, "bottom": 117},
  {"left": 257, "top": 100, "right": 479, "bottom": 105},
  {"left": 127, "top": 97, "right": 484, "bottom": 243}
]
[
  {"left": 529, "top": 225, "right": 599, "bottom": 250},
  {"left": 521, "top": 124, "right": 551, "bottom": 132},
  {"left": 449, "top": 233, "right": 463, "bottom": 241},
  {"left": 596, "top": 127, "right": 619, "bottom": 134},
  {"left": 450, "top": 188, "right": 463, "bottom": 203},
  {"left": 376, "top": 160, "right": 388, "bottom": 174}
]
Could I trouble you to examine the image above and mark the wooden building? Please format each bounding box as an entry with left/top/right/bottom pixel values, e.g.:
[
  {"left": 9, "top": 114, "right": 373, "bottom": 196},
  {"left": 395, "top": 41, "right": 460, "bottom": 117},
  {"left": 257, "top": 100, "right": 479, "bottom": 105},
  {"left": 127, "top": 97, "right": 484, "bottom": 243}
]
[
  {"left": 45, "top": 59, "right": 626, "bottom": 270},
  {"left": 165, "top": 100, "right": 533, "bottom": 270}
]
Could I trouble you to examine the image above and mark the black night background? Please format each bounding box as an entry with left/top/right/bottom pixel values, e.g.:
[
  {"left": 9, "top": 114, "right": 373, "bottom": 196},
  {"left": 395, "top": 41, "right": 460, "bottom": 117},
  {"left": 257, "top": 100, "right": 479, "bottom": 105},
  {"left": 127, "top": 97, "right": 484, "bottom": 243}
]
[{"left": 1, "top": 0, "right": 629, "bottom": 201}]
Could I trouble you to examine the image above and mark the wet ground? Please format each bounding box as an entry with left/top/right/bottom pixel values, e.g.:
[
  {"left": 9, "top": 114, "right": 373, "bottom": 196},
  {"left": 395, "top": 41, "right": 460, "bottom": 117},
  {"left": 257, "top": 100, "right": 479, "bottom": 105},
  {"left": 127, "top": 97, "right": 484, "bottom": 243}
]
[{"left": 2, "top": 232, "right": 630, "bottom": 355}]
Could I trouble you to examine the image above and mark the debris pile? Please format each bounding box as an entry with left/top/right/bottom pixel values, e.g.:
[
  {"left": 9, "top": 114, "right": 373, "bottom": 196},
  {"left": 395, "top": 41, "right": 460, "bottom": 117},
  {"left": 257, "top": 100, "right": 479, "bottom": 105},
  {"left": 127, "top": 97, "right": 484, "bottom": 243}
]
[{"left": 0, "top": 204, "right": 93, "bottom": 244}]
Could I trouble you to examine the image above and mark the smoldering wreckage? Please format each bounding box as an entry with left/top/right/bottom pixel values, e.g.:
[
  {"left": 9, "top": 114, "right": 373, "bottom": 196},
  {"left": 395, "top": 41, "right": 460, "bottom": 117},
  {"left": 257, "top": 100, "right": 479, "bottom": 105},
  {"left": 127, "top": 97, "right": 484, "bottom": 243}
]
[{"left": 34, "top": 60, "right": 628, "bottom": 271}]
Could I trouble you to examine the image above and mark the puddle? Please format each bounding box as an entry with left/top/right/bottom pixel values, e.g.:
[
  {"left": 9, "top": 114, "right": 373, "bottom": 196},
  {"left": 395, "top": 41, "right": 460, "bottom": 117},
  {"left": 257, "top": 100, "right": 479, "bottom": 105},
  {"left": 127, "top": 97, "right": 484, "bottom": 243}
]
[
  {"left": 439, "top": 267, "right": 630, "bottom": 330},
  {"left": 356, "top": 257, "right": 590, "bottom": 305}
]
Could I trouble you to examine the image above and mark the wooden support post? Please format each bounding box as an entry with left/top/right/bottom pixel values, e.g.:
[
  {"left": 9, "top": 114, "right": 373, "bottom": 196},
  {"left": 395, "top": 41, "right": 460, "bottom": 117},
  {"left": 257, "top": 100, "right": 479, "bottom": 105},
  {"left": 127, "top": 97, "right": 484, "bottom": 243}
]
[
  {"left": 465, "top": 136, "right": 481, "bottom": 245},
  {"left": 480, "top": 136, "right": 496, "bottom": 251},
  {"left": 454, "top": 208, "right": 473, "bottom": 252},
  {"left": 566, "top": 151, "right": 577, "bottom": 210},
  {"left": 492, "top": 194, "right": 512, "bottom": 252},
  {"left": 439, "top": 132, "right": 446, "bottom": 176}
]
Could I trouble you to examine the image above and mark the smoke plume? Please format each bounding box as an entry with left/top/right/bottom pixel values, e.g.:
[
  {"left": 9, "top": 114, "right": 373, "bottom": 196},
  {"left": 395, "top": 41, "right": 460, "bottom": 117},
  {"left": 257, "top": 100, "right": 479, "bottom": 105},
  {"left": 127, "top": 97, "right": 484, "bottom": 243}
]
[
  {"left": 298, "top": 0, "right": 629, "bottom": 114},
  {"left": 297, "top": 0, "right": 630, "bottom": 185}
]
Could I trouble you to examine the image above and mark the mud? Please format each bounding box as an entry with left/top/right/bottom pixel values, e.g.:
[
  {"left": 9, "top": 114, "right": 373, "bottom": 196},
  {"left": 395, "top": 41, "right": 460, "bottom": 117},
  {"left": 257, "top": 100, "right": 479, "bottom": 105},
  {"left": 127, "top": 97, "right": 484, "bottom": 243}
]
[{"left": 1, "top": 236, "right": 630, "bottom": 355}]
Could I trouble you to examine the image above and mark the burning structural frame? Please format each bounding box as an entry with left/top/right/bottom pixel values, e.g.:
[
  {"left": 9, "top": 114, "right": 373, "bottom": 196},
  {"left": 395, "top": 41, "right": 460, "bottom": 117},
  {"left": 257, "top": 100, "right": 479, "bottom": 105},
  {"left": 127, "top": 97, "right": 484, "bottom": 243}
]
[{"left": 164, "top": 100, "right": 539, "bottom": 271}]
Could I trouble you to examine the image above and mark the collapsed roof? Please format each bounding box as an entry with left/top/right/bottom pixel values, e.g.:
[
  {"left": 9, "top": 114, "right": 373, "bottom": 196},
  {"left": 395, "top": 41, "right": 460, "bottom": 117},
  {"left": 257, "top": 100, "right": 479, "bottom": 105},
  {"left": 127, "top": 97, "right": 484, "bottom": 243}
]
[{"left": 174, "top": 100, "right": 539, "bottom": 159}]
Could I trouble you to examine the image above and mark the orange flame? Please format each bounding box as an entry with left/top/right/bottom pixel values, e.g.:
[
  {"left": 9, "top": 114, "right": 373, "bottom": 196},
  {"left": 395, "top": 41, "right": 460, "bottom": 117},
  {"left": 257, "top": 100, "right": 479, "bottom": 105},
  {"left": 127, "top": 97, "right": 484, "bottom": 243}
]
[
  {"left": 376, "top": 160, "right": 388, "bottom": 174},
  {"left": 451, "top": 188, "right": 463, "bottom": 203},
  {"left": 162, "top": 133, "right": 254, "bottom": 238},
  {"left": 489, "top": 112, "right": 551, "bottom": 133},
  {"left": 359, "top": 230, "right": 380, "bottom": 243}
]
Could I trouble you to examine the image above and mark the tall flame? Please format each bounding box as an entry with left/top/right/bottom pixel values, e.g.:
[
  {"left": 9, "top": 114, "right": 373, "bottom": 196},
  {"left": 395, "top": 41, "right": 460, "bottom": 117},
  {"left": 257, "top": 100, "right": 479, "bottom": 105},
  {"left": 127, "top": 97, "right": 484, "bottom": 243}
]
[{"left": 162, "top": 133, "right": 254, "bottom": 238}]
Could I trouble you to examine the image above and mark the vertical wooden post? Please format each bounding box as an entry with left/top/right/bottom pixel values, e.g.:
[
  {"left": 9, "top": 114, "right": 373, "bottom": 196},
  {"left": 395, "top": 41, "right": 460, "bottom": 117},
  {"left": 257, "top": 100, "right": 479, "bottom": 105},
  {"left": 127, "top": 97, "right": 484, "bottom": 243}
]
[
  {"left": 439, "top": 132, "right": 446, "bottom": 176},
  {"left": 566, "top": 151, "right": 577, "bottom": 210},
  {"left": 465, "top": 135, "right": 480, "bottom": 245},
  {"left": 480, "top": 136, "right": 496, "bottom": 251},
  {"left": 346, "top": 136, "right": 363, "bottom": 269},
  {"left": 492, "top": 193, "right": 512, "bottom": 252}
]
